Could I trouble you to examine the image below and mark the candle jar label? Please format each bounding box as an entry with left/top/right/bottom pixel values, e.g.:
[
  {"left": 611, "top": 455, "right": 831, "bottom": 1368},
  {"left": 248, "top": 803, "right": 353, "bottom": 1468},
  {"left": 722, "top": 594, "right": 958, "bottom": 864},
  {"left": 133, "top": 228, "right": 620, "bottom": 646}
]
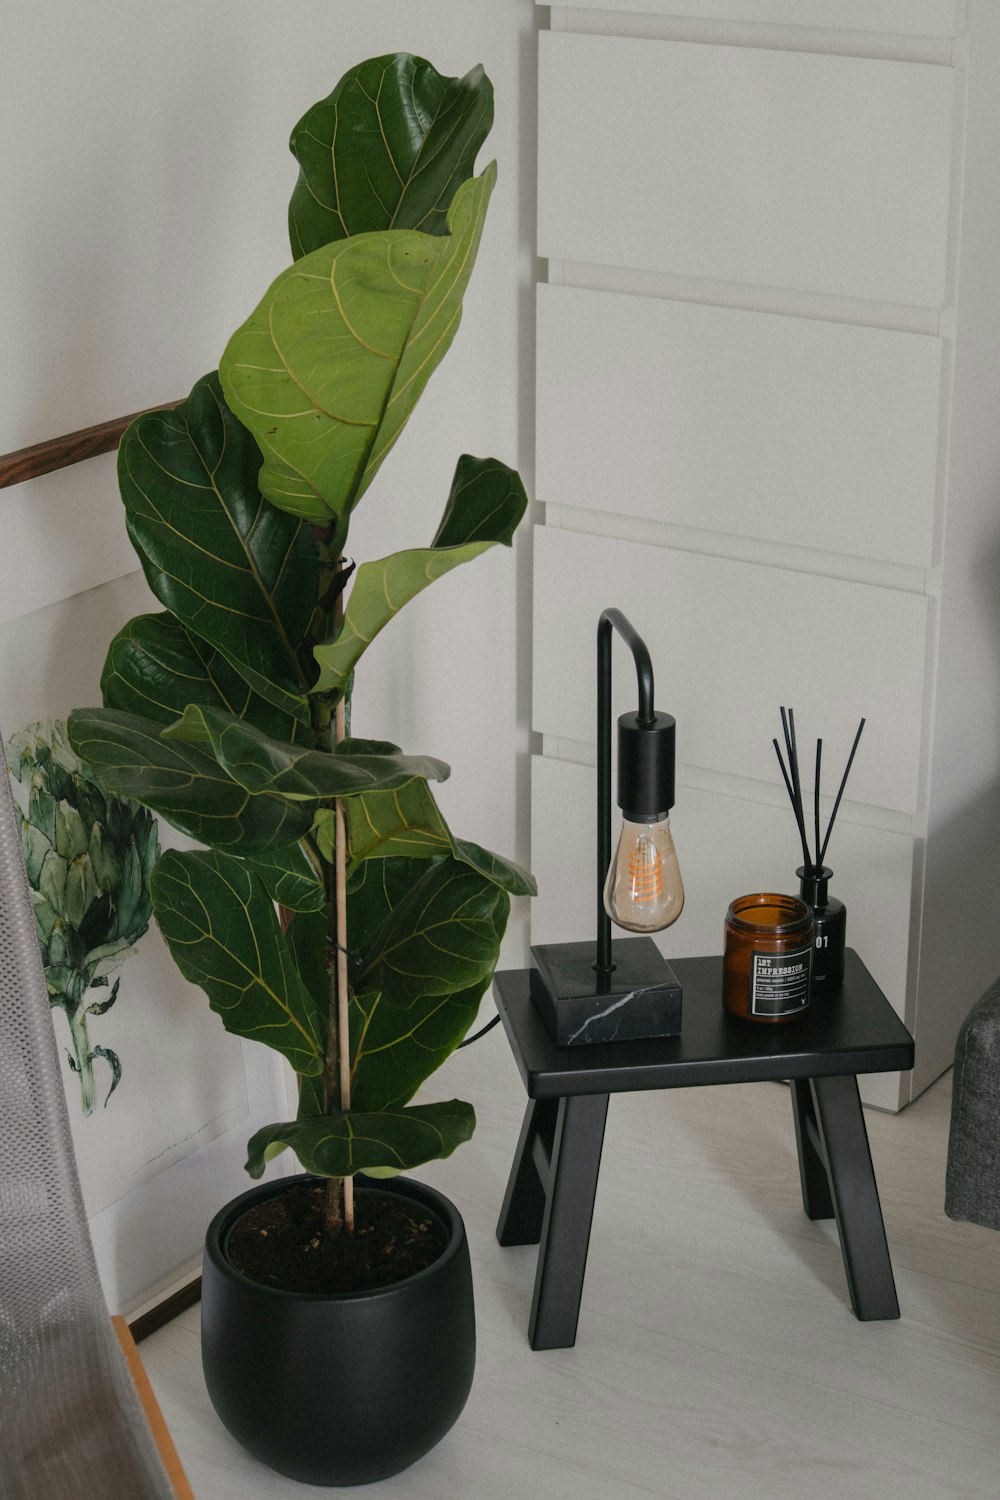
[{"left": 749, "top": 947, "right": 812, "bottom": 1018}]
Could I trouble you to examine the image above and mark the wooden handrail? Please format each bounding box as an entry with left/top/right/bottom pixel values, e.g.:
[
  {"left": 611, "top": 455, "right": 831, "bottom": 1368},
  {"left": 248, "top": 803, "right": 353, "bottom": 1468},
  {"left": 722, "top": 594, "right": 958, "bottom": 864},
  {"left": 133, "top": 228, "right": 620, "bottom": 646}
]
[{"left": 0, "top": 402, "right": 180, "bottom": 490}]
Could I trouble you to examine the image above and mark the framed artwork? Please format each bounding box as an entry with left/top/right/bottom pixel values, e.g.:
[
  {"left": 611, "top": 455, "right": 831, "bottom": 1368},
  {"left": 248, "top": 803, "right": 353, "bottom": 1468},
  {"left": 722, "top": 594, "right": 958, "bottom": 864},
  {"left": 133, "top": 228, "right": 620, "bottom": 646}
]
[{"left": 0, "top": 413, "right": 292, "bottom": 1320}]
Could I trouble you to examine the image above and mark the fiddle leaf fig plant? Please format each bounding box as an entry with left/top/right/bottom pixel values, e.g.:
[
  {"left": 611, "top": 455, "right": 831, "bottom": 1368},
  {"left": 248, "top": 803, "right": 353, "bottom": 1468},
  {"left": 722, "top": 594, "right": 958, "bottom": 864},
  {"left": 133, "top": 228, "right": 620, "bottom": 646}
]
[{"left": 67, "top": 54, "right": 531, "bottom": 1233}]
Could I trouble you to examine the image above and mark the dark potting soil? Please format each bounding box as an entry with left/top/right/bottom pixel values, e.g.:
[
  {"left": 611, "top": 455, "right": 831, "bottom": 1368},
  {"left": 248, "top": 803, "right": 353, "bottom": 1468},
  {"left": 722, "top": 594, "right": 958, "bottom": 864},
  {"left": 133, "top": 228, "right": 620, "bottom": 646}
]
[{"left": 226, "top": 1183, "right": 448, "bottom": 1295}]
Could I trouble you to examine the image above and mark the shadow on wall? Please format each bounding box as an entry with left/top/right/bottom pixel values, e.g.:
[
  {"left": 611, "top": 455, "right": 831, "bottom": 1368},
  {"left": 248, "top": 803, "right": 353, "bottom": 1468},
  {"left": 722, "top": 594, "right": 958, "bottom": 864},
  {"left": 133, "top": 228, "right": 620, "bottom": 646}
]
[{"left": 911, "top": 524, "right": 1000, "bottom": 1097}]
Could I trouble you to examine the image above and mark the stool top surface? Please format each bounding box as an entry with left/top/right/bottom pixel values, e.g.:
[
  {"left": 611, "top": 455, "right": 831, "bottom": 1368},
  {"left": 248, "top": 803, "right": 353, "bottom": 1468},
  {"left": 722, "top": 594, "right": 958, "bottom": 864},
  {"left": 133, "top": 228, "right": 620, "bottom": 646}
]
[{"left": 493, "top": 950, "right": 914, "bottom": 1098}]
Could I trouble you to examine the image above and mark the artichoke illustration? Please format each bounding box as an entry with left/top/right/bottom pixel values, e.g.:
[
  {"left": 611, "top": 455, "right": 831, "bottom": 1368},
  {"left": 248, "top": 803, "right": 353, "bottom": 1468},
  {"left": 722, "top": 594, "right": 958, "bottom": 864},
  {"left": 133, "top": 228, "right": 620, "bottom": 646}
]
[{"left": 6, "top": 720, "right": 160, "bottom": 1114}]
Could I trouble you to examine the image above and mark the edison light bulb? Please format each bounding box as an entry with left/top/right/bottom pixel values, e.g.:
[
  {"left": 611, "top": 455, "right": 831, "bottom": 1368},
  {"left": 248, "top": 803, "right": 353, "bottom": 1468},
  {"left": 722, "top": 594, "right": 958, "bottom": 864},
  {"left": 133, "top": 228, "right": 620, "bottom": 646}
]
[{"left": 603, "top": 815, "right": 684, "bottom": 933}]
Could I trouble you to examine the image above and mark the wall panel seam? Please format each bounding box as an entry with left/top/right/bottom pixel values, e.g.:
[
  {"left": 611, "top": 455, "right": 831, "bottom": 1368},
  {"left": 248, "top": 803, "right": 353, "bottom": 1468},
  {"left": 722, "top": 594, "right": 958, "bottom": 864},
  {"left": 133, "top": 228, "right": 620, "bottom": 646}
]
[
  {"left": 542, "top": 507, "right": 930, "bottom": 598},
  {"left": 548, "top": 8, "right": 960, "bottom": 63},
  {"left": 532, "top": 745, "right": 918, "bottom": 838},
  {"left": 552, "top": 261, "right": 945, "bottom": 338}
]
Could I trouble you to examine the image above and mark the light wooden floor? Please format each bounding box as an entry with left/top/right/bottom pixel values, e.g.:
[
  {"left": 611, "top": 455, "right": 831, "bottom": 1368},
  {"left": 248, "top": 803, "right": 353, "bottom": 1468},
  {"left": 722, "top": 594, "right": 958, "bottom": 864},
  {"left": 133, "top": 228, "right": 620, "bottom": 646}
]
[{"left": 141, "top": 1027, "right": 1000, "bottom": 1499}]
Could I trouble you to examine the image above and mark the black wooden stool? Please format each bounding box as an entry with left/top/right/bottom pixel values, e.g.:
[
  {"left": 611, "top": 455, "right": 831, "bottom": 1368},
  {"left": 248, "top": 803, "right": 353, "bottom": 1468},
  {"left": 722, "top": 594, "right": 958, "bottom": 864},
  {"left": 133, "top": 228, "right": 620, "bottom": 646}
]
[{"left": 494, "top": 950, "right": 914, "bottom": 1350}]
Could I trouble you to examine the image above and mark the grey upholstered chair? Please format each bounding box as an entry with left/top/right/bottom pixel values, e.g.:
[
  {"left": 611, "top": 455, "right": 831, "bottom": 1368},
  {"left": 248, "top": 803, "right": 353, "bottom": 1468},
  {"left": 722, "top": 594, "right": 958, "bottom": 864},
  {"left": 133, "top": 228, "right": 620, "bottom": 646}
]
[
  {"left": 945, "top": 977, "right": 1000, "bottom": 1230},
  {"left": 0, "top": 728, "right": 181, "bottom": 1499}
]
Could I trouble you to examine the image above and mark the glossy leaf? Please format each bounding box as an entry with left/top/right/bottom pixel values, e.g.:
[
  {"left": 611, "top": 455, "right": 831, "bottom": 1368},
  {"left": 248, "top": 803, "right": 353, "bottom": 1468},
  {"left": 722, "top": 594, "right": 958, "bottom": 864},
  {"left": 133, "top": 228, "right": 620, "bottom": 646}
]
[
  {"left": 431, "top": 454, "right": 529, "bottom": 549},
  {"left": 347, "top": 857, "right": 422, "bottom": 959},
  {"left": 163, "top": 707, "right": 449, "bottom": 801},
  {"left": 355, "top": 858, "right": 508, "bottom": 1009},
  {"left": 102, "top": 612, "right": 301, "bottom": 742},
  {"left": 349, "top": 981, "right": 486, "bottom": 1113},
  {"left": 285, "top": 908, "right": 328, "bottom": 1007},
  {"left": 312, "top": 542, "right": 492, "bottom": 695},
  {"left": 311, "top": 807, "right": 336, "bottom": 863},
  {"left": 288, "top": 54, "right": 493, "bottom": 256},
  {"left": 284, "top": 909, "right": 330, "bottom": 1124},
  {"left": 220, "top": 166, "right": 496, "bottom": 524},
  {"left": 312, "top": 452, "right": 526, "bottom": 696},
  {"left": 118, "top": 373, "right": 314, "bottom": 722},
  {"left": 245, "top": 1099, "right": 475, "bottom": 1180},
  {"left": 287, "top": 860, "right": 505, "bottom": 1114},
  {"left": 151, "top": 850, "right": 324, "bottom": 1075},
  {"left": 450, "top": 836, "right": 537, "bottom": 897},
  {"left": 344, "top": 778, "right": 450, "bottom": 864},
  {"left": 242, "top": 840, "right": 326, "bottom": 913},
  {"left": 348, "top": 861, "right": 498, "bottom": 1107},
  {"left": 67, "top": 709, "right": 311, "bottom": 855},
  {"left": 345, "top": 776, "right": 535, "bottom": 896}
]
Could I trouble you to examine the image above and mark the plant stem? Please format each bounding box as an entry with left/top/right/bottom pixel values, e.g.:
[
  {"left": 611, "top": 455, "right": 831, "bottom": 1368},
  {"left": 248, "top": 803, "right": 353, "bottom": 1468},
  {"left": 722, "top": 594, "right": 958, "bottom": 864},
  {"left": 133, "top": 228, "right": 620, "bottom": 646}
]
[
  {"left": 316, "top": 555, "right": 354, "bottom": 1235},
  {"left": 65, "top": 1002, "right": 97, "bottom": 1116},
  {"left": 321, "top": 834, "right": 344, "bottom": 1233},
  {"left": 334, "top": 697, "right": 354, "bottom": 1231}
]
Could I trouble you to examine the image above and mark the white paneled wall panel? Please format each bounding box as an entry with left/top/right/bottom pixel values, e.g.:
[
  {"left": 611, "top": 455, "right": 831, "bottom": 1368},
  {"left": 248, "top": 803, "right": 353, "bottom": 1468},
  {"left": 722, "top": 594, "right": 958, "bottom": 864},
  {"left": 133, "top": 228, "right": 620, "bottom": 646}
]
[
  {"left": 532, "top": 755, "right": 915, "bottom": 1109},
  {"left": 544, "top": 0, "right": 963, "bottom": 37},
  {"left": 532, "top": 527, "right": 928, "bottom": 815},
  {"left": 0, "top": 456, "right": 139, "bottom": 626},
  {"left": 537, "top": 285, "right": 942, "bottom": 567},
  {"left": 538, "top": 32, "right": 954, "bottom": 305}
]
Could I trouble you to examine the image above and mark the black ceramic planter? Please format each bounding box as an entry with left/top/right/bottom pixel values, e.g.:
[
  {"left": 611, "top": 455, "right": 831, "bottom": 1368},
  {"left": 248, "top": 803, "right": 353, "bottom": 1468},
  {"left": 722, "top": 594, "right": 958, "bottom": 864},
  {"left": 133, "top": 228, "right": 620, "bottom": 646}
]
[{"left": 201, "top": 1173, "right": 475, "bottom": 1487}]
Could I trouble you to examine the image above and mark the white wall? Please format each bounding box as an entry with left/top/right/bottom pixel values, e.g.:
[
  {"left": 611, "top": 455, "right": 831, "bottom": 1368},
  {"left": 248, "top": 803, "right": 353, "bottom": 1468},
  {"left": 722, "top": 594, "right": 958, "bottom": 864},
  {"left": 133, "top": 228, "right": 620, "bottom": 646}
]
[
  {"left": 530, "top": 0, "right": 1000, "bottom": 1111},
  {"left": 0, "top": 2, "right": 538, "bottom": 1307},
  {"left": 1, "top": 0, "right": 539, "bottom": 962}
]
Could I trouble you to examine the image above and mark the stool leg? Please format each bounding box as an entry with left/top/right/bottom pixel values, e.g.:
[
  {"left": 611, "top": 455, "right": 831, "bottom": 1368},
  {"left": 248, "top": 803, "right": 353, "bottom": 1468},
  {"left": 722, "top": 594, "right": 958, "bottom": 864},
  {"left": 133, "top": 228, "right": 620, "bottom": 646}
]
[
  {"left": 497, "top": 1098, "right": 557, "bottom": 1247},
  {"left": 810, "top": 1074, "right": 900, "bottom": 1321},
  {"left": 529, "top": 1093, "right": 609, "bottom": 1351},
  {"left": 790, "top": 1078, "right": 834, "bottom": 1220}
]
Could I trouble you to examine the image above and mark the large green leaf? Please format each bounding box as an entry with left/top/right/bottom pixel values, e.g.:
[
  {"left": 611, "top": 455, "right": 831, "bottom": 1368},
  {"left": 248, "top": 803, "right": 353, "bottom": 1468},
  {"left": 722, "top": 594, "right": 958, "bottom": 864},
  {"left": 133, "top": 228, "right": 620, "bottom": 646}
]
[
  {"left": 311, "top": 543, "right": 491, "bottom": 695},
  {"left": 450, "top": 837, "right": 536, "bottom": 897},
  {"left": 288, "top": 54, "right": 493, "bottom": 257},
  {"left": 67, "top": 709, "right": 311, "bottom": 855},
  {"left": 102, "top": 612, "right": 300, "bottom": 743},
  {"left": 220, "top": 166, "right": 496, "bottom": 525},
  {"left": 151, "top": 850, "right": 324, "bottom": 1075},
  {"left": 291, "top": 861, "right": 504, "bottom": 1112},
  {"left": 283, "top": 907, "right": 331, "bottom": 1124},
  {"left": 118, "top": 373, "right": 314, "bottom": 722},
  {"left": 430, "top": 453, "right": 529, "bottom": 549},
  {"left": 355, "top": 858, "right": 508, "bottom": 1009},
  {"left": 345, "top": 776, "right": 535, "bottom": 896},
  {"left": 350, "top": 982, "right": 485, "bottom": 1113},
  {"left": 242, "top": 840, "right": 326, "bottom": 914},
  {"left": 312, "top": 454, "right": 528, "bottom": 696},
  {"left": 347, "top": 860, "right": 500, "bottom": 1108},
  {"left": 344, "top": 778, "right": 450, "bottom": 863},
  {"left": 164, "top": 707, "right": 449, "bottom": 801},
  {"left": 245, "top": 1099, "right": 475, "bottom": 1180},
  {"left": 347, "top": 857, "right": 421, "bottom": 958}
]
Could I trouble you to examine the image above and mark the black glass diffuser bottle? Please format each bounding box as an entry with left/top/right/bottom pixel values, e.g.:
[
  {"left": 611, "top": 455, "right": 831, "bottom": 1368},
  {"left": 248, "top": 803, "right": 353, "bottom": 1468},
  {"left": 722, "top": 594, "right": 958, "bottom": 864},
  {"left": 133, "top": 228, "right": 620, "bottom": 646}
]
[
  {"left": 796, "top": 865, "right": 845, "bottom": 990},
  {"left": 773, "top": 709, "right": 865, "bottom": 997}
]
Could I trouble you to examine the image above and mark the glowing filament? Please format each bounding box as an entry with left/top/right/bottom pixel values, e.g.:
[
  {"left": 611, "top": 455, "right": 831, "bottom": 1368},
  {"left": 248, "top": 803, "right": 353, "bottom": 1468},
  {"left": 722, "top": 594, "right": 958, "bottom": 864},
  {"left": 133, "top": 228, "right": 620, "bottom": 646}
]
[{"left": 628, "top": 844, "right": 663, "bottom": 905}]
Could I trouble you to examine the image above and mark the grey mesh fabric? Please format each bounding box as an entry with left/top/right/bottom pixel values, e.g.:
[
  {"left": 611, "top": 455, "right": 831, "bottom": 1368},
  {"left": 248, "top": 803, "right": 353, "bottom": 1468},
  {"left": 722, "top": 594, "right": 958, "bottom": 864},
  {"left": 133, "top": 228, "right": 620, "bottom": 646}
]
[
  {"left": 946, "top": 976, "right": 1000, "bottom": 1230},
  {"left": 0, "top": 730, "right": 177, "bottom": 1498}
]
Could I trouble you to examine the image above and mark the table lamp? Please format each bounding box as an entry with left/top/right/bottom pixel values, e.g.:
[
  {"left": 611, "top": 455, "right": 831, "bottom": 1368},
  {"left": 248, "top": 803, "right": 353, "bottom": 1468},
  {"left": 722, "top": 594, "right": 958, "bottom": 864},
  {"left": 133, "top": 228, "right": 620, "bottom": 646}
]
[{"left": 530, "top": 608, "right": 684, "bottom": 1045}]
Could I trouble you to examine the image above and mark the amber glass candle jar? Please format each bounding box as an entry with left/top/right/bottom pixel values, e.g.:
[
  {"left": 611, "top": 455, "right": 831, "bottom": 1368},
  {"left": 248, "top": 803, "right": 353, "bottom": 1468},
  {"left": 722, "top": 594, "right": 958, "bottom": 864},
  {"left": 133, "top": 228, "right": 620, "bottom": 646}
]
[{"left": 723, "top": 894, "right": 814, "bottom": 1023}]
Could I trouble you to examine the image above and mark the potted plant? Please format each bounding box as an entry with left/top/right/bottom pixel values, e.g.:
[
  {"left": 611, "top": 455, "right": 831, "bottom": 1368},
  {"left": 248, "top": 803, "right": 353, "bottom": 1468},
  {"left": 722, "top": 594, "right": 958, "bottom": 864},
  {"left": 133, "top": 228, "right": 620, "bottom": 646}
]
[{"left": 67, "top": 53, "right": 532, "bottom": 1487}]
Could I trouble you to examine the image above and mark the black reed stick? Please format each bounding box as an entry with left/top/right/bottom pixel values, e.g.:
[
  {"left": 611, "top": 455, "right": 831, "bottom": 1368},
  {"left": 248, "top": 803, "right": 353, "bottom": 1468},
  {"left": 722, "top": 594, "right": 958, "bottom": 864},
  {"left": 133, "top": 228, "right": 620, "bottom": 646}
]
[
  {"left": 773, "top": 714, "right": 810, "bottom": 869},
  {"left": 814, "top": 739, "right": 823, "bottom": 875},
  {"left": 818, "top": 717, "right": 866, "bottom": 866},
  {"left": 773, "top": 710, "right": 865, "bottom": 874}
]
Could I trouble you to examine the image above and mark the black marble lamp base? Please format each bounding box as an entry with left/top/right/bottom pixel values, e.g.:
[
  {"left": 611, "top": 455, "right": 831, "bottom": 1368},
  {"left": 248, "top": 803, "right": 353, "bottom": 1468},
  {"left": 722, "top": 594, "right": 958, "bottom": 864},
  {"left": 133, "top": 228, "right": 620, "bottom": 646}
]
[{"left": 529, "top": 938, "right": 683, "bottom": 1047}]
